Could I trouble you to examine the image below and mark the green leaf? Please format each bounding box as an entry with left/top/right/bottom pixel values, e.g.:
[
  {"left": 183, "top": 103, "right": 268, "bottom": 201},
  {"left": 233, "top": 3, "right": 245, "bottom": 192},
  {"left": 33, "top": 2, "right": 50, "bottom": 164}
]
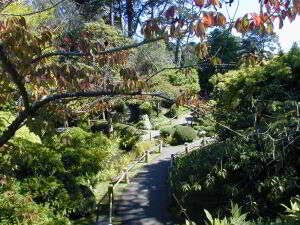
[{"left": 204, "top": 209, "right": 214, "bottom": 223}]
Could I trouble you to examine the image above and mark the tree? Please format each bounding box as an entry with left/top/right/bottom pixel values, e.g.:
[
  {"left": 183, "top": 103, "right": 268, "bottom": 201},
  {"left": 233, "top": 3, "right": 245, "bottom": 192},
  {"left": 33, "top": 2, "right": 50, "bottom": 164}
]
[
  {"left": 0, "top": 0, "right": 299, "bottom": 147},
  {"left": 241, "top": 30, "right": 281, "bottom": 59},
  {"left": 207, "top": 28, "right": 241, "bottom": 64},
  {"left": 196, "top": 28, "right": 240, "bottom": 94}
]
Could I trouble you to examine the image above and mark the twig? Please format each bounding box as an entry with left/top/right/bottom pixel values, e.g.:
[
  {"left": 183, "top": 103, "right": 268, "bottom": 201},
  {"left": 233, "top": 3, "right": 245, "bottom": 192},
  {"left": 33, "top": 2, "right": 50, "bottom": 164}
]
[{"left": 0, "top": 0, "right": 66, "bottom": 17}]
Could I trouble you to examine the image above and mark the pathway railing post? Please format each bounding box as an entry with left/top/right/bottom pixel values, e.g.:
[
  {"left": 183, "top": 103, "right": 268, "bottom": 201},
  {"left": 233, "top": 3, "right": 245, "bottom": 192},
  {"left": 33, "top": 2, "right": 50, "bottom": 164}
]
[
  {"left": 159, "top": 140, "right": 163, "bottom": 153},
  {"left": 201, "top": 138, "right": 205, "bottom": 146},
  {"left": 171, "top": 154, "right": 175, "bottom": 168},
  {"left": 149, "top": 131, "right": 152, "bottom": 141},
  {"left": 185, "top": 143, "right": 189, "bottom": 154},
  {"left": 145, "top": 150, "right": 149, "bottom": 163},
  {"left": 124, "top": 169, "right": 130, "bottom": 184},
  {"left": 108, "top": 185, "right": 114, "bottom": 225}
]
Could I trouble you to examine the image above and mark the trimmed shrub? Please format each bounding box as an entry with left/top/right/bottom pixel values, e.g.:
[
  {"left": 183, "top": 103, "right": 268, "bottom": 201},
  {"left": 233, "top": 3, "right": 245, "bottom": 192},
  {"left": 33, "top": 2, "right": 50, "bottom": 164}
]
[
  {"left": 1, "top": 127, "right": 117, "bottom": 219},
  {"left": 160, "top": 126, "right": 175, "bottom": 139},
  {"left": 0, "top": 179, "right": 70, "bottom": 225},
  {"left": 133, "top": 140, "right": 155, "bottom": 157},
  {"left": 139, "top": 101, "right": 153, "bottom": 116},
  {"left": 172, "top": 125, "right": 197, "bottom": 145},
  {"left": 114, "top": 124, "right": 142, "bottom": 150},
  {"left": 151, "top": 115, "right": 171, "bottom": 129}
]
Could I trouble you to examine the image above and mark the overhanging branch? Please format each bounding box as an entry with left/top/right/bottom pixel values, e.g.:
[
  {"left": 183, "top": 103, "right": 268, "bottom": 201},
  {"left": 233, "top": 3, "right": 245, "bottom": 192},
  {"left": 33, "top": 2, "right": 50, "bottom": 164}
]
[
  {"left": 0, "top": 0, "right": 66, "bottom": 17},
  {"left": 0, "top": 90, "right": 175, "bottom": 147},
  {"left": 0, "top": 43, "right": 30, "bottom": 110},
  {"left": 31, "top": 36, "right": 165, "bottom": 64}
]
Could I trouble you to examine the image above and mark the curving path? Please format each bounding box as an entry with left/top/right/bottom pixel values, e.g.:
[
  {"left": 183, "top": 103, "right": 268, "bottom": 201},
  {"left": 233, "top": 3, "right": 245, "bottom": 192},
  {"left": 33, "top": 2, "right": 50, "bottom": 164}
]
[
  {"left": 115, "top": 144, "right": 183, "bottom": 225},
  {"left": 114, "top": 139, "right": 206, "bottom": 225}
]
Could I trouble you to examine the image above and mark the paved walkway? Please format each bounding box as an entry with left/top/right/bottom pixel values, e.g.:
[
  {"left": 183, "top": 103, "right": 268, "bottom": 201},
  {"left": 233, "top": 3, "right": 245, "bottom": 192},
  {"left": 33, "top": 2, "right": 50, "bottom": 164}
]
[
  {"left": 113, "top": 112, "right": 212, "bottom": 225},
  {"left": 115, "top": 144, "right": 184, "bottom": 225},
  {"left": 114, "top": 138, "right": 210, "bottom": 225}
]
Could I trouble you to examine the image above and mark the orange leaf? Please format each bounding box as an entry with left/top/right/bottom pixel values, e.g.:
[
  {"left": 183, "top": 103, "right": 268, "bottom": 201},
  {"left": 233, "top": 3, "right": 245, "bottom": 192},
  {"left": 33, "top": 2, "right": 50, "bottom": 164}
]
[
  {"left": 294, "top": 0, "right": 300, "bottom": 14},
  {"left": 195, "top": 21, "right": 206, "bottom": 38},
  {"left": 211, "top": 0, "right": 220, "bottom": 6},
  {"left": 216, "top": 13, "right": 226, "bottom": 26},
  {"left": 251, "top": 14, "right": 263, "bottom": 26},
  {"left": 194, "top": 0, "right": 204, "bottom": 7},
  {"left": 203, "top": 12, "right": 214, "bottom": 27}
]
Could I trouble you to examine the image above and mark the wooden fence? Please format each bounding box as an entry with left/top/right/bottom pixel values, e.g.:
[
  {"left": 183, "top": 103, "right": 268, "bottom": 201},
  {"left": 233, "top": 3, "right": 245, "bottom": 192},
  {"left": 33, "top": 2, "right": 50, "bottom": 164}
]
[
  {"left": 95, "top": 131, "right": 162, "bottom": 225},
  {"left": 95, "top": 134, "right": 215, "bottom": 225}
]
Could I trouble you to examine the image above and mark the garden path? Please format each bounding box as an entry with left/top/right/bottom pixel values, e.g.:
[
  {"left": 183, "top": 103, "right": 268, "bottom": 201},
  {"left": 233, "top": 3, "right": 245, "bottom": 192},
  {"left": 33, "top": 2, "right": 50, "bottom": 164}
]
[{"left": 114, "top": 113, "right": 205, "bottom": 225}]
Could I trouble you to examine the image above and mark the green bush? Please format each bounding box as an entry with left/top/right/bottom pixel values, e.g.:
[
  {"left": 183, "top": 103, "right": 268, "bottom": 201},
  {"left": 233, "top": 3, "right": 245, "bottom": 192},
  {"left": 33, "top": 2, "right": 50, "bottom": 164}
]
[
  {"left": 150, "top": 68, "right": 200, "bottom": 99},
  {"left": 139, "top": 101, "right": 154, "bottom": 116},
  {"left": 114, "top": 124, "right": 142, "bottom": 150},
  {"left": 165, "top": 105, "right": 178, "bottom": 118},
  {"left": 151, "top": 115, "right": 171, "bottom": 129},
  {"left": 133, "top": 140, "right": 155, "bottom": 157},
  {"left": 0, "top": 127, "right": 118, "bottom": 219},
  {"left": 172, "top": 125, "right": 197, "bottom": 145},
  {"left": 0, "top": 111, "right": 41, "bottom": 144},
  {"left": 160, "top": 126, "right": 175, "bottom": 139},
  {"left": 0, "top": 179, "right": 70, "bottom": 225}
]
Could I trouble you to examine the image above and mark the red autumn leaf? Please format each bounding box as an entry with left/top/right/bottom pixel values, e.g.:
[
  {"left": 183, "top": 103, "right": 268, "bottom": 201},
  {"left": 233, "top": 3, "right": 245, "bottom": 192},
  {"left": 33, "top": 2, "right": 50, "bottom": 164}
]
[
  {"left": 211, "top": 0, "right": 220, "bottom": 6},
  {"left": 203, "top": 12, "right": 214, "bottom": 27},
  {"left": 251, "top": 14, "right": 263, "bottom": 26},
  {"left": 294, "top": 0, "right": 300, "bottom": 13},
  {"left": 194, "top": 0, "right": 205, "bottom": 8},
  {"left": 216, "top": 13, "right": 226, "bottom": 26},
  {"left": 165, "top": 6, "right": 176, "bottom": 19},
  {"left": 194, "top": 21, "right": 206, "bottom": 38}
]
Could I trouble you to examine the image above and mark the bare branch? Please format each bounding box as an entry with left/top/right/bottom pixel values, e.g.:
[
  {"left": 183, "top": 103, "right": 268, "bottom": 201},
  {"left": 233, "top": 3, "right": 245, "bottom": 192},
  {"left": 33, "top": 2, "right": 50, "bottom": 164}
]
[
  {"left": 0, "top": 43, "right": 30, "bottom": 110},
  {"left": 0, "top": 90, "right": 174, "bottom": 147},
  {"left": 0, "top": 0, "right": 67, "bottom": 17},
  {"left": 0, "top": 0, "right": 15, "bottom": 12},
  {"left": 31, "top": 36, "right": 165, "bottom": 64},
  {"left": 145, "top": 62, "right": 236, "bottom": 82}
]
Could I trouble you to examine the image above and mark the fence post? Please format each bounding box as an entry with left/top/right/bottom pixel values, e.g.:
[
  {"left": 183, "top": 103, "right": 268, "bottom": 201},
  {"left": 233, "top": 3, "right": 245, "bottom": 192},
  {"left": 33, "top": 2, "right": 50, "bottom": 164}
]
[
  {"left": 145, "top": 150, "right": 149, "bottom": 163},
  {"left": 185, "top": 143, "right": 189, "bottom": 154},
  {"left": 205, "top": 138, "right": 208, "bottom": 146},
  {"left": 171, "top": 154, "right": 175, "bottom": 168},
  {"left": 149, "top": 131, "right": 152, "bottom": 141},
  {"left": 159, "top": 140, "right": 163, "bottom": 153},
  {"left": 201, "top": 138, "right": 205, "bottom": 146},
  {"left": 124, "top": 170, "right": 130, "bottom": 184},
  {"left": 108, "top": 185, "right": 114, "bottom": 225}
]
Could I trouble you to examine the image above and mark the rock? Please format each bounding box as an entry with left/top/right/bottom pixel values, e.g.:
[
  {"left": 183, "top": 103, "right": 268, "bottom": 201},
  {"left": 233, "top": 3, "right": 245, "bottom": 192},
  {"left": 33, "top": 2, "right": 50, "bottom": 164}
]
[
  {"left": 198, "top": 130, "right": 207, "bottom": 137},
  {"left": 141, "top": 114, "right": 152, "bottom": 130}
]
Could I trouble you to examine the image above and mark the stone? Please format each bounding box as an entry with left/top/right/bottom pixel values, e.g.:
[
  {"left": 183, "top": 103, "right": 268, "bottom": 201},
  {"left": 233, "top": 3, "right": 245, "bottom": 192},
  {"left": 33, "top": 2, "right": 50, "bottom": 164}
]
[{"left": 141, "top": 114, "right": 152, "bottom": 130}]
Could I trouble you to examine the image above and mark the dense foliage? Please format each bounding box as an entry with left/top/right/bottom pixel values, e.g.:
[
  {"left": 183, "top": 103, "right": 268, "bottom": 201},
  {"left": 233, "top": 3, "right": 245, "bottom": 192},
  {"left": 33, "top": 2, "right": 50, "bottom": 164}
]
[
  {"left": 161, "top": 125, "right": 197, "bottom": 145},
  {"left": 170, "top": 46, "right": 300, "bottom": 224},
  {"left": 1, "top": 1, "right": 300, "bottom": 224}
]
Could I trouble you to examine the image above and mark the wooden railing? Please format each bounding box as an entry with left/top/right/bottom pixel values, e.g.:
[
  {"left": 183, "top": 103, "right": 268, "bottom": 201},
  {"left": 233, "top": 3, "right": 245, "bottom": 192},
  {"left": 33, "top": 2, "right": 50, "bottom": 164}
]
[
  {"left": 95, "top": 134, "right": 215, "bottom": 225},
  {"left": 95, "top": 132, "right": 162, "bottom": 225},
  {"left": 168, "top": 137, "right": 216, "bottom": 224}
]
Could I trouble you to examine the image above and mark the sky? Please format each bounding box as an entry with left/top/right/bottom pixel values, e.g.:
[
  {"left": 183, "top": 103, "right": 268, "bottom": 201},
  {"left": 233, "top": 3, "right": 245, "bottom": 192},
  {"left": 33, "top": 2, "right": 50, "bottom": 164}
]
[{"left": 222, "top": 0, "right": 300, "bottom": 52}]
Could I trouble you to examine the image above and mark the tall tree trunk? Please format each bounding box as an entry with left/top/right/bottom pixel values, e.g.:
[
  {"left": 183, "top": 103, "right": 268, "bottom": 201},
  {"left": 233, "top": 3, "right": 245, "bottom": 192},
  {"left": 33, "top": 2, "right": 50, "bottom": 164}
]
[
  {"left": 118, "top": 0, "right": 125, "bottom": 34},
  {"left": 126, "top": 0, "right": 134, "bottom": 37},
  {"left": 109, "top": 1, "right": 115, "bottom": 26},
  {"left": 174, "top": 38, "right": 182, "bottom": 66}
]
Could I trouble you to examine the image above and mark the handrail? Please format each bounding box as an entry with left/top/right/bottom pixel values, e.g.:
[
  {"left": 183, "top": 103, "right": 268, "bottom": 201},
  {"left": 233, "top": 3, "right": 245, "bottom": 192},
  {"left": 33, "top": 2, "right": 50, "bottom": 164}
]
[
  {"left": 95, "top": 132, "right": 163, "bottom": 225},
  {"left": 97, "top": 134, "right": 215, "bottom": 224}
]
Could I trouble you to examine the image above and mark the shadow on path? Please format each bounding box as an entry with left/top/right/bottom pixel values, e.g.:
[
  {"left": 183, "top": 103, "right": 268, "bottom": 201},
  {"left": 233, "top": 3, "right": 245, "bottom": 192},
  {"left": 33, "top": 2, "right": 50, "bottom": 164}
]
[{"left": 115, "top": 145, "right": 184, "bottom": 225}]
